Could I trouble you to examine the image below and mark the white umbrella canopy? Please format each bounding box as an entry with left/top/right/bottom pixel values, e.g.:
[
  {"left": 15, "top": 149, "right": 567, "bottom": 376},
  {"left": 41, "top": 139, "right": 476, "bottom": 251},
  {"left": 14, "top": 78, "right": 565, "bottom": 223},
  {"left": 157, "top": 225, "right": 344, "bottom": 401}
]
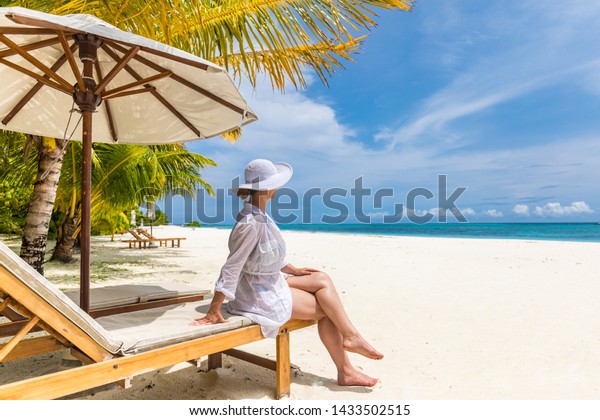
[
  {"left": 0, "top": 6, "right": 258, "bottom": 311},
  {"left": 0, "top": 7, "right": 257, "bottom": 142}
]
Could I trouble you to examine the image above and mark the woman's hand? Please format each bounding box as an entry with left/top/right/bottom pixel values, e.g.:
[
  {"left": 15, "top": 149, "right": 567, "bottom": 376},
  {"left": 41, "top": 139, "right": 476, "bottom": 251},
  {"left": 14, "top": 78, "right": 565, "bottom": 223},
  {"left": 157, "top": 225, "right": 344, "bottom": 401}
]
[
  {"left": 190, "top": 309, "right": 227, "bottom": 326},
  {"left": 190, "top": 291, "right": 227, "bottom": 326},
  {"left": 282, "top": 263, "right": 320, "bottom": 277},
  {"left": 292, "top": 267, "right": 320, "bottom": 276}
]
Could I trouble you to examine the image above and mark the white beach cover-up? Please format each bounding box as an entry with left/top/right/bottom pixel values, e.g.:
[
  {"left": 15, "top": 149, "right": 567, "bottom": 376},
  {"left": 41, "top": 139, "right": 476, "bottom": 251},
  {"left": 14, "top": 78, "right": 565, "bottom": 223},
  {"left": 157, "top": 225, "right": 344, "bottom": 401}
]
[{"left": 214, "top": 202, "right": 292, "bottom": 338}]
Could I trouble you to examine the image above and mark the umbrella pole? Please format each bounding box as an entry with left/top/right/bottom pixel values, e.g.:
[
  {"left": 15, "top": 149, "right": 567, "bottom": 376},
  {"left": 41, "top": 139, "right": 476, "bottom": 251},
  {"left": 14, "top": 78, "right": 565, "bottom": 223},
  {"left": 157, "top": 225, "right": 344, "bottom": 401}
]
[
  {"left": 73, "top": 34, "right": 102, "bottom": 312},
  {"left": 80, "top": 112, "right": 92, "bottom": 313}
]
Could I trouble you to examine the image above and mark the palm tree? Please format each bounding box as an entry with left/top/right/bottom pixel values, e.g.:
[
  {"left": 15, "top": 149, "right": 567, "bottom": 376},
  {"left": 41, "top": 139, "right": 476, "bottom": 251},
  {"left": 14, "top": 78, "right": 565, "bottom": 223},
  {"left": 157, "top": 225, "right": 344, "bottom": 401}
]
[
  {"left": 19, "top": 136, "right": 68, "bottom": 273},
  {"left": 6, "top": 0, "right": 414, "bottom": 271}
]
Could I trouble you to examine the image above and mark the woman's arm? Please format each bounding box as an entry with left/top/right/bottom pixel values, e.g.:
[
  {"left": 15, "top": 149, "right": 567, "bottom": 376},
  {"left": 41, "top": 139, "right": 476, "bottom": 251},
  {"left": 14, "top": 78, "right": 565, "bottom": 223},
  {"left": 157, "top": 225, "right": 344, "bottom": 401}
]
[
  {"left": 281, "top": 263, "right": 320, "bottom": 277},
  {"left": 214, "top": 222, "right": 258, "bottom": 300}
]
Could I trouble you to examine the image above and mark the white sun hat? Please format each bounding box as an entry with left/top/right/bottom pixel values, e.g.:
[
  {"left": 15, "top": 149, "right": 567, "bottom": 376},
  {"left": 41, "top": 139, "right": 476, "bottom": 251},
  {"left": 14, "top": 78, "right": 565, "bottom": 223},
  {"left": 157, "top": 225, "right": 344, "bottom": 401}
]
[{"left": 235, "top": 159, "right": 293, "bottom": 191}]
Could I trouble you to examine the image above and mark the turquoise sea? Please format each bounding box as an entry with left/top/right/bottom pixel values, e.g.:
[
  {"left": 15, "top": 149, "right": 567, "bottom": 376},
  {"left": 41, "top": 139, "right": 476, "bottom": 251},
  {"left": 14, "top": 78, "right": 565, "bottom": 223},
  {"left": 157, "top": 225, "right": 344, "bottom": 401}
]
[{"left": 271, "top": 223, "right": 600, "bottom": 243}]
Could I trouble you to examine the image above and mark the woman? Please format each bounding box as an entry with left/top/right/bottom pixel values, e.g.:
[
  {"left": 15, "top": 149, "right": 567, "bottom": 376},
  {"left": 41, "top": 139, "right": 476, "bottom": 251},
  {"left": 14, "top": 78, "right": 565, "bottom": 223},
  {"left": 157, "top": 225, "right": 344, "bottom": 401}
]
[{"left": 192, "top": 159, "right": 383, "bottom": 387}]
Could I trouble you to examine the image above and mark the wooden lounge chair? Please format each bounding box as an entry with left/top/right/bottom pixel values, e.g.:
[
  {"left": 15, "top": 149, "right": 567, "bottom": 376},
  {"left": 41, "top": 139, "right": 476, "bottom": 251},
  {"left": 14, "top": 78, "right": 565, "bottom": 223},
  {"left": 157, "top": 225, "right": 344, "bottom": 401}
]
[
  {"left": 121, "top": 228, "right": 151, "bottom": 248},
  {"left": 0, "top": 242, "right": 315, "bottom": 399},
  {"left": 136, "top": 228, "right": 186, "bottom": 248}
]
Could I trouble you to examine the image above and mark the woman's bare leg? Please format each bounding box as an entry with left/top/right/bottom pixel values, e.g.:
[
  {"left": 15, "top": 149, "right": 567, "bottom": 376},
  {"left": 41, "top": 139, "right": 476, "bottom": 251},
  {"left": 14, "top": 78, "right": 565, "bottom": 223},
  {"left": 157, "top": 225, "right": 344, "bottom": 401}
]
[
  {"left": 290, "top": 287, "right": 378, "bottom": 386},
  {"left": 287, "top": 272, "right": 383, "bottom": 360}
]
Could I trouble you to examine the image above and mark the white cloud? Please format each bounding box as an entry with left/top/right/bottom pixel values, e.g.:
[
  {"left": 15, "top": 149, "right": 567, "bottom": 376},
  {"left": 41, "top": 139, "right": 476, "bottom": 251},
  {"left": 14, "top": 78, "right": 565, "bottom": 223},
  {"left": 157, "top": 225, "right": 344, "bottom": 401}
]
[
  {"left": 533, "top": 201, "right": 594, "bottom": 217},
  {"left": 512, "top": 204, "right": 530, "bottom": 216},
  {"left": 462, "top": 207, "right": 476, "bottom": 216},
  {"left": 482, "top": 209, "right": 503, "bottom": 218}
]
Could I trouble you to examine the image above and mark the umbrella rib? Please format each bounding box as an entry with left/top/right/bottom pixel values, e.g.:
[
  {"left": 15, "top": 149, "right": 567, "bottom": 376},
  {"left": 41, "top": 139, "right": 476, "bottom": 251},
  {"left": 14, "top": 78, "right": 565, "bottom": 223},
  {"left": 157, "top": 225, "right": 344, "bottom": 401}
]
[
  {"left": 103, "top": 87, "right": 155, "bottom": 100},
  {"left": 148, "top": 89, "right": 202, "bottom": 138},
  {"left": 106, "top": 41, "right": 247, "bottom": 116},
  {"left": 101, "top": 71, "right": 172, "bottom": 98},
  {"left": 2, "top": 43, "right": 78, "bottom": 126},
  {"left": 93, "top": 60, "right": 118, "bottom": 142},
  {"left": 0, "top": 27, "right": 63, "bottom": 35},
  {"left": 94, "top": 45, "right": 141, "bottom": 95},
  {"left": 57, "top": 31, "right": 86, "bottom": 92},
  {"left": 0, "top": 36, "right": 61, "bottom": 59},
  {"left": 0, "top": 56, "right": 72, "bottom": 96},
  {"left": 101, "top": 44, "right": 202, "bottom": 138},
  {"left": 5, "top": 13, "right": 77, "bottom": 34},
  {"left": 0, "top": 33, "right": 74, "bottom": 92}
]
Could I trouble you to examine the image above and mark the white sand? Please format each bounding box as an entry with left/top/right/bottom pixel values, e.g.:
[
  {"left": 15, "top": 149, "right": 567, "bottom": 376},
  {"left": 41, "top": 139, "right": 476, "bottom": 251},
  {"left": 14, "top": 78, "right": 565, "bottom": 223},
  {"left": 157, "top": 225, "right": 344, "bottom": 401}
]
[{"left": 1, "top": 226, "right": 600, "bottom": 400}]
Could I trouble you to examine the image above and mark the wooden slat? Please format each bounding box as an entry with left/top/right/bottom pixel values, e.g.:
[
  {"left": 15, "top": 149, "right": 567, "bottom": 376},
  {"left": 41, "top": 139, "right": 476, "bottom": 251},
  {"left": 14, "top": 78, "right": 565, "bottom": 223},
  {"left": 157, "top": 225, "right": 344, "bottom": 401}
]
[
  {"left": 0, "top": 319, "right": 31, "bottom": 337},
  {"left": 223, "top": 348, "right": 277, "bottom": 371},
  {"left": 69, "top": 348, "right": 96, "bottom": 366},
  {"left": 0, "top": 315, "right": 39, "bottom": 361},
  {"left": 0, "top": 336, "right": 64, "bottom": 363},
  {"left": 6, "top": 300, "right": 72, "bottom": 350},
  {"left": 0, "top": 296, "right": 10, "bottom": 312}
]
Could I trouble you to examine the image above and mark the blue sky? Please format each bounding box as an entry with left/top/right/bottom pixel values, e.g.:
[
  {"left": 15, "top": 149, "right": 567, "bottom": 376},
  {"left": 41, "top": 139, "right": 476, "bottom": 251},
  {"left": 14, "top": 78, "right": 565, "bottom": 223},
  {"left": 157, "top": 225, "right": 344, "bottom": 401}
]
[{"left": 175, "top": 0, "right": 600, "bottom": 225}]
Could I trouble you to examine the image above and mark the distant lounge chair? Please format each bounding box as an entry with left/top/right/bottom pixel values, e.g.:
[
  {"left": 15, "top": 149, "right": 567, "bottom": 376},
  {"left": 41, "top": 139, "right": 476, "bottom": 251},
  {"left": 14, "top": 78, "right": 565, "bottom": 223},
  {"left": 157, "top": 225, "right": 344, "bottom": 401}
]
[
  {"left": 121, "top": 228, "right": 152, "bottom": 248},
  {"left": 121, "top": 228, "right": 186, "bottom": 248},
  {"left": 0, "top": 242, "right": 316, "bottom": 399},
  {"left": 136, "top": 228, "right": 186, "bottom": 248}
]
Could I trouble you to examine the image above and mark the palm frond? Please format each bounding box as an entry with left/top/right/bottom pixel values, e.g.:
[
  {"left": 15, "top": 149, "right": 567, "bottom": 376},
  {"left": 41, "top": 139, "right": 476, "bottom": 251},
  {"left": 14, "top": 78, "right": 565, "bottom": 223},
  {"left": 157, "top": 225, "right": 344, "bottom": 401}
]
[{"left": 12, "top": 0, "right": 414, "bottom": 90}]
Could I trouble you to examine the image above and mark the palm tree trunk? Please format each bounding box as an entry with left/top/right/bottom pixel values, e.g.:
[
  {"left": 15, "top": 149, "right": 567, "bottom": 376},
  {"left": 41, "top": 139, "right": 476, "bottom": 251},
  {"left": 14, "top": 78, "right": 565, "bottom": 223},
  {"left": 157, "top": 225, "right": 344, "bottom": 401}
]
[
  {"left": 20, "top": 136, "right": 67, "bottom": 274},
  {"left": 51, "top": 211, "right": 78, "bottom": 263}
]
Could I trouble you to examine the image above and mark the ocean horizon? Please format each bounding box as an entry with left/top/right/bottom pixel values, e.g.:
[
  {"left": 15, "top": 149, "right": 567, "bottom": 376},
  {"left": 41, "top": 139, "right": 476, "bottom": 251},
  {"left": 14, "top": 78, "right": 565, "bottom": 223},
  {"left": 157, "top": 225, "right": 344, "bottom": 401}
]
[{"left": 199, "top": 222, "right": 600, "bottom": 243}]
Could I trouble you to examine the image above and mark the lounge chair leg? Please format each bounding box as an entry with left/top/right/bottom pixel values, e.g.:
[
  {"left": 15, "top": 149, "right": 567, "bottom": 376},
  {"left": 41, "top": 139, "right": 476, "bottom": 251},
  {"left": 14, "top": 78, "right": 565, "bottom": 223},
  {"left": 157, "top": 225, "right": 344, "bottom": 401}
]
[
  {"left": 118, "top": 377, "right": 132, "bottom": 389},
  {"left": 276, "top": 329, "right": 291, "bottom": 399},
  {"left": 208, "top": 352, "right": 222, "bottom": 370}
]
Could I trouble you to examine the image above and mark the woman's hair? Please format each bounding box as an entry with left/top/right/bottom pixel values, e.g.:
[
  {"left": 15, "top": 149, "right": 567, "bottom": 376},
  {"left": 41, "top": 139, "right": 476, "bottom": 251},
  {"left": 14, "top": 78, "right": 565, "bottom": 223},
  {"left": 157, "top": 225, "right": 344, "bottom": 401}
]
[{"left": 236, "top": 188, "right": 255, "bottom": 200}]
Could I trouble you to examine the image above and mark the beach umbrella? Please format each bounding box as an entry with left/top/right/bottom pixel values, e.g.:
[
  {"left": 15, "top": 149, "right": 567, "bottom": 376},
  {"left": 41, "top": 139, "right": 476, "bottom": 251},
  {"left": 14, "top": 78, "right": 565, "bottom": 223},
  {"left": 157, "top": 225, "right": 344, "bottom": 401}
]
[{"left": 0, "top": 7, "right": 257, "bottom": 311}]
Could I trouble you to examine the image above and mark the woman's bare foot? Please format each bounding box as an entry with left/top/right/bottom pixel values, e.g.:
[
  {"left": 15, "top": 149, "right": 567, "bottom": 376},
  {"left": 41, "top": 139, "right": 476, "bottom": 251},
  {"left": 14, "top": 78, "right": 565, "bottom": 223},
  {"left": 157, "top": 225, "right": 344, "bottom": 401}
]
[
  {"left": 338, "top": 368, "right": 379, "bottom": 387},
  {"left": 343, "top": 336, "right": 384, "bottom": 360}
]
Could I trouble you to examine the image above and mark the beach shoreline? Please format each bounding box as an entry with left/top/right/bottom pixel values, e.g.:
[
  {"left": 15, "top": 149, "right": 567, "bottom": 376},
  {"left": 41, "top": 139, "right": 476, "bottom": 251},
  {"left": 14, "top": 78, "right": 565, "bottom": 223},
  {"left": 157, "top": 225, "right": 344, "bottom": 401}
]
[{"left": 2, "top": 226, "right": 600, "bottom": 399}]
